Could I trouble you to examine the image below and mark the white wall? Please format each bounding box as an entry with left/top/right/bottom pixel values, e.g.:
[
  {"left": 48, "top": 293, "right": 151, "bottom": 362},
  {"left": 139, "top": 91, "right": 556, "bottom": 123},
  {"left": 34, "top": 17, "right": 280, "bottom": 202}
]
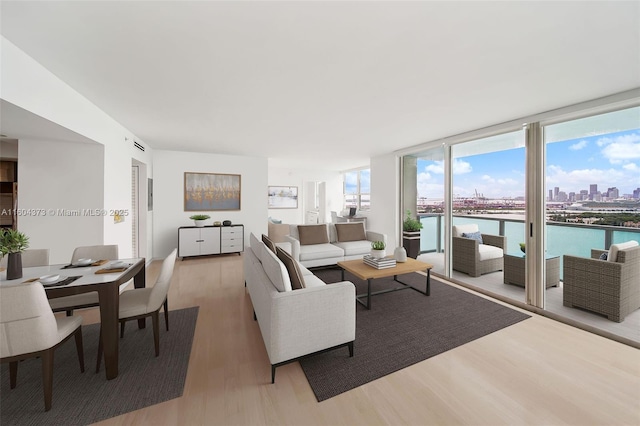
[
  {"left": 370, "top": 153, "right": 400, "bottom": 249},
  {"left": 268, "top": 166, "right": 343, "bottom": 224},
  {"left": 153, "top": 150, "right": 267, "bottom": 258},
  {"left": 1, "top": 37, "right": 154, "bottom": 259},
  {"left": 18, "top": 139, "right": 104, "bottom": 264}
]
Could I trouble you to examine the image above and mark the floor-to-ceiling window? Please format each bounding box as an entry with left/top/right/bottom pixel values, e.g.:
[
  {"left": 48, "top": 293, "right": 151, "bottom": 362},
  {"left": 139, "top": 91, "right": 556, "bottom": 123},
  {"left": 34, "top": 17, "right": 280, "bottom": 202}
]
[
  {"left": 400, "top": 93, "right": 640, "bottom": 346},
  {"left": 542, "top": 106, "right": 640, "bottom": 343},
  {"left": 344, "top": 168, "right": 370, "bottom": 212}
]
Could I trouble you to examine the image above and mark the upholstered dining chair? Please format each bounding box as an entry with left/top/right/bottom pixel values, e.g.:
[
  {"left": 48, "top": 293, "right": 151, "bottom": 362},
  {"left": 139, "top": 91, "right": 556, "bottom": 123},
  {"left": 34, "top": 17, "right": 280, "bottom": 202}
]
[
  {"left": 96, "top": 249, "right": 177, "bottom": 372},
  {"left": 49, "top": 244, "right": 119, "bottom": 316},
  {"left": 0, "top": 282, "right": 85, "bottom": 411},
  {"left": 0, "top": 248, "right": 50, "bottom": 268}
]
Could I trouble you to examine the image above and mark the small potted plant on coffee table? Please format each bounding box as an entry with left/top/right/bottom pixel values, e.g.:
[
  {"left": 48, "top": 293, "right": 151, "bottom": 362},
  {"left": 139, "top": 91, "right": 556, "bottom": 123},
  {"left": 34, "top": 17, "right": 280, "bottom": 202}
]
[
  {"left": 370, "top": 240, "right": 387, "bottom": 259},
  {"left": 189, "top": 214, "right": 211, "bottom": 227}
]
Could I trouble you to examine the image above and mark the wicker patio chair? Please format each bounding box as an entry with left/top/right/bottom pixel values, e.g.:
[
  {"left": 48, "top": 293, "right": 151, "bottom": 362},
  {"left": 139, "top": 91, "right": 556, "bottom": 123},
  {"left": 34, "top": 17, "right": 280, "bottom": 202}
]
[
  {"left": 563, "top": 244, "right": 640, "bottom": 322},
  {"left": 452, "top": 224, "right": 505, "bottom": 277}
]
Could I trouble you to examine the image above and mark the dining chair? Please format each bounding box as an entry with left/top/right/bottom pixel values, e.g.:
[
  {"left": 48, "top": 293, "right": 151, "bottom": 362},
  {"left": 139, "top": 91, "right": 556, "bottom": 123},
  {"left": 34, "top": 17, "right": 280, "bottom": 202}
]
[
  {"left": 49, "top": 245, "right": 119, "bottom": 316},
  {"left": 0, "top": 282, "right": 85, "bottom": 411},
  {"left": 0, "top": 248, "right": 49, "bottom": 268},
  {"left": 96, "top": 249, "right": 177, "bottom": 372}
]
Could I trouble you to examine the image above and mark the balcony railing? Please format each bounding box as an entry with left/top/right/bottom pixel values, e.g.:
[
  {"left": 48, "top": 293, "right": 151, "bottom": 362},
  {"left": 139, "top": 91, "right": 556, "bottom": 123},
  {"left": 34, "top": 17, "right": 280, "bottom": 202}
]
[{"left": 419, "top": 213, "right": 640, "bottom": 280}]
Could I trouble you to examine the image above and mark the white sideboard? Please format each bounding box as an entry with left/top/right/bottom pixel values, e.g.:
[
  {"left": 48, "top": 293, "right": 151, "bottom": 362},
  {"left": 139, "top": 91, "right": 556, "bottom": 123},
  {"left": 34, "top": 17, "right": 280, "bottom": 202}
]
[{"left": 178, "top": 225, "right": 244, "bottom": 258}]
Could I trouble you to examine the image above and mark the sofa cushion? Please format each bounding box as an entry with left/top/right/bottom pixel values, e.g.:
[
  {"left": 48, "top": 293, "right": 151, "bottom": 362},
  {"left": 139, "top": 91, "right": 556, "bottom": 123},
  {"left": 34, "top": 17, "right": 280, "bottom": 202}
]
[
  {"left": 333, "top": 240, "right": 372, "bottom": 257},
  {"left": 478, "top": 244, "right": 503, "bottom": 261},
  {"left": 303, "top": 274, "right": 327, "bottom": 288},
  {"left": 453, "top": 224, "right": 479, "bottom": 238},
  {"left": 335, "top": 222, "right": 366, "bottom": 242},
  {"left": 299, "top": 243, "right": 344, "bottom": 262},
  {"left": 607, "top": 240, "right": 639, "bottom": 263},
  {"left": 298, "top": 224, "right": 329, "bottom": 245},
  {"left": 462, "top": 231, "right": 483, "bottom": 244},
  {"left": 260, "top": 245, "right": 292, "bottom": 292},
  {"left": 262, "top": 233, "right": 277, "bottom": 253},
  {"left": 250, "top": 233, "right": 264, "bottom": 261},
  {"left": 276, "top": 247, "right": 305, "bottom": 290}
]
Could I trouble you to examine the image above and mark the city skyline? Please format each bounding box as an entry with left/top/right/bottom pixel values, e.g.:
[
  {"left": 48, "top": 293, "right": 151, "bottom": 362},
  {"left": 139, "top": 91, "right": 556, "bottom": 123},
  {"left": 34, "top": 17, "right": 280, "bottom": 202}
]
[{"left": 417, "top": 128, "right": 640, "bottom": 200}]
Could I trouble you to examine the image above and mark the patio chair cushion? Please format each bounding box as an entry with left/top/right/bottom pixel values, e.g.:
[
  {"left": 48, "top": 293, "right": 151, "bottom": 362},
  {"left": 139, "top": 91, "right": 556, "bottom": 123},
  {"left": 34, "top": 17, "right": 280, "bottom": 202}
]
[
  {"left": 608, "top": 240, "right": 639, "bottom": 263},
  {"left": 478, "top": 244, "right": 503, "bottom": 261}
]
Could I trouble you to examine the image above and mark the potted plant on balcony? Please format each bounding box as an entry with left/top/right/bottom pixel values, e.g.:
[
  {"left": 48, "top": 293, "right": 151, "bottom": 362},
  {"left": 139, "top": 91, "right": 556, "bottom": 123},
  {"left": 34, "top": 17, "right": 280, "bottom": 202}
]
[
  {"left": 189, "top": 214, "right": 211, "bottom": 227},
  {"left": 0, "top": 228, "right": 30, "bottom": 279},
  {"left": 370, "top": 240, "right": 387, "bottom": 259},
  {"left": 402, "top": 210, "right": 423, "bottom": 259}
]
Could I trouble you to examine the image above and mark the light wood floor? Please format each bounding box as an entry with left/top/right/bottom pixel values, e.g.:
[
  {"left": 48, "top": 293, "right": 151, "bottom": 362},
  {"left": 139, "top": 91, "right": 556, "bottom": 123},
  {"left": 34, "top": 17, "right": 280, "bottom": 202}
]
[{"left": 73, "top": 254, "right": 639, "bottom": 426}]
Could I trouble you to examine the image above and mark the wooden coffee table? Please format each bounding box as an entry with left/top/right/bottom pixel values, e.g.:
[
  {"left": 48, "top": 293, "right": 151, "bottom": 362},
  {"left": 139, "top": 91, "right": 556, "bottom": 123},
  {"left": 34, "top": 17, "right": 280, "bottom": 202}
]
[{"left": 337, "top": 257, "right": 433, "bottom": 309}]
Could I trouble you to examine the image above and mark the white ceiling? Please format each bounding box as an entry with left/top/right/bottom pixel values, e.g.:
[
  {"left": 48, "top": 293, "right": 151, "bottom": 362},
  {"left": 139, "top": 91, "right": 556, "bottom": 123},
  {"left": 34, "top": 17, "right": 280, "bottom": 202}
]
[{"left": 2, "top": 1, "right": 639, "bottom": 171}]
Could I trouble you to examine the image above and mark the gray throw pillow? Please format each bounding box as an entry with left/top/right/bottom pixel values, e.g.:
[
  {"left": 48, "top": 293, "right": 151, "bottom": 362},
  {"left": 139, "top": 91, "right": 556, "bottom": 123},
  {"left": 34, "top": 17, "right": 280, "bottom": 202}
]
[
  {"left": 276, "top": 247, "right": 305, "bottom": 290},
  {"left": 262, "top": 234, "right": 277, "bottom": 253},
  {"left": 462, "top": 231, "right": 483, "bottom": 244},
  {"left": 298, "top": 224, "right": 329, "bottom": 245},
  {"left": 335, "top": 222, "right": 366, "bottom": 242}
]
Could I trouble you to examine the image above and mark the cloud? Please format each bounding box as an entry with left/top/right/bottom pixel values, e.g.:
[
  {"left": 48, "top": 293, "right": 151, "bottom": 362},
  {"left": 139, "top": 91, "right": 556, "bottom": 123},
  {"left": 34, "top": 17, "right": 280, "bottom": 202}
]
[
  {"left": 424, "top": 159, "right": 472, "bottom": 175},
  {"left": 596, "top": 132, "right": 640, "bottom": 163},
  {"left": 623, "top": 163, "right": 638, "bottom": 171},
  {"left": 569, "top": 140, "right": 588, "bottom": 150}
]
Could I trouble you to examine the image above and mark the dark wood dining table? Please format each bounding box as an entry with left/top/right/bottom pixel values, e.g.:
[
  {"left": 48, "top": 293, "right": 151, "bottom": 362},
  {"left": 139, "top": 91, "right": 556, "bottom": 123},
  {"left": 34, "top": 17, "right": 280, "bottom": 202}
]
[{"left": 0, "top": 258, "right": 146, "bottom": 380}]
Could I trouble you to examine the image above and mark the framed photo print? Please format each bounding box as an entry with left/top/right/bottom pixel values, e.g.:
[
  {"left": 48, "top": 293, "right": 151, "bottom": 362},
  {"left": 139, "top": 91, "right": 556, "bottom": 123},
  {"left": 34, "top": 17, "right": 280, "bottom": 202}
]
[
  {"left": 268, "top": 186, "right": 298, "bottom": 209},
  {"left": 184, "top": 172, "right": 241, "bottom": 211}
]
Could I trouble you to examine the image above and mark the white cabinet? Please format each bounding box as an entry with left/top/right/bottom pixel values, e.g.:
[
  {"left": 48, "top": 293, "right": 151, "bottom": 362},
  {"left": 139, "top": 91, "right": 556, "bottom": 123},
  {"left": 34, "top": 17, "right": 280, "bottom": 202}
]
[
  {"left": 221, "top": 225, "right": 244, "bottom": 254},
  {"left": 178, "top": 227, "right": 221, "bottom": 257},
  {"left": 178, "top": 225, "right": 243, "bottom": 258}
]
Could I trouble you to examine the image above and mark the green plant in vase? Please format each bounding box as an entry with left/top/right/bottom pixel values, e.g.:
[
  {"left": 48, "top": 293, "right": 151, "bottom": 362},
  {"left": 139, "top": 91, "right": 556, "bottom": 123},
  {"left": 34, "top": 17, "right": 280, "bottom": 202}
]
[
  {"left": 189, "top": 214, "right": 211, "bottom": 227},
  {"left": 403, "top": 210, "right": 423, "bottom": 232},
  {"left": 0, "top": 228, "right": 30, "bottom": 279}
]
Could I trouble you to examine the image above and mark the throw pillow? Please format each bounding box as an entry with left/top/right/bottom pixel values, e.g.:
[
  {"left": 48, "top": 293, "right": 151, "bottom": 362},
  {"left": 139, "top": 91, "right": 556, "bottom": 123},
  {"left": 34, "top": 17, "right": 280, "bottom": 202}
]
[
  {"left": 599, "top": 252, "right": 608, "bottom": 260},
  {"left": 335, "top": 222, "right": 366, "bottom": 242},
  {"left": 462, "top": 231, "right": 483, "bottom": 244},
  {"left": 276, "top": 247, "right": 306, "bottom": 290},
  {"left": 297, "top": 224, "right": 329, "bottom": 245},
  {"left": 262, "top": 234, "right": 277, "bottom": 253}
]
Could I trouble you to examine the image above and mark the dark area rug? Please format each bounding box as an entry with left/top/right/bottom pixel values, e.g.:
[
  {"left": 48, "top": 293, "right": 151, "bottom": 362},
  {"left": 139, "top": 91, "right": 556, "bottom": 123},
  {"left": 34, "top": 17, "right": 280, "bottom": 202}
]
[
  {"left": 1, "top": 307, "right": 199, "bottom": 426},
  {"left": 300, "top": 269, "right": 529, "bottom": 401}
]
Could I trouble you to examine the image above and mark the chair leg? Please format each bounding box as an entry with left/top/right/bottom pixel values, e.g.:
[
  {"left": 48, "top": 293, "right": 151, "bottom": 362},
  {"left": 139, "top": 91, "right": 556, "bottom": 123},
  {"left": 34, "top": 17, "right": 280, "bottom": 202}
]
[
  {"left": 96, "top": 327, "right": 103, "bottom": 374},
  {"left": 152, "top": 311, "right": 160, "bottom": 357},
  {"left": 9, "top": 361, "right": 18, "bottom": 389},
  {"left": 66, "top": 309, "right": 73, "bottom": 317},
  {"left": 348, "top": 341, "right": 354, "bottom": 357},
  {"left": 120, "top": 321, "right": 125, "bottom": 338},
  {"left": 271, "top": 365, "right": 276, "bottom": 384},
  {"left": 75, "top": 327, "right": 85, "bottom": 373},
  {"left": 42, "top": 349, "right": 54, "bottom": 411},
  {"left": 164, "top": 298, "right": 169, "bottom": 331}
]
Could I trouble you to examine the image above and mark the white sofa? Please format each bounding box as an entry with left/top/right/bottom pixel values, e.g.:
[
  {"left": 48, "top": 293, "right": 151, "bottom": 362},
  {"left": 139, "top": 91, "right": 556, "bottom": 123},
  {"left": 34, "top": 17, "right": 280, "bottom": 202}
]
[
  {"left": 244, "top": 233, "right": 356, "bottom": 383},
  {"left": 284, "top": 223, "right": 387, "bottom": 268}
]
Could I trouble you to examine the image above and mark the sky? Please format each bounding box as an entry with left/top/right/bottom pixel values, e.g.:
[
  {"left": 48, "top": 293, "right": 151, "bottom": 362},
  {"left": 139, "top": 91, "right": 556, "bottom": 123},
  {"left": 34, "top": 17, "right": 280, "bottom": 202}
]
[{"left": 417, "top": 128, "right": 640, "bottom": 200}]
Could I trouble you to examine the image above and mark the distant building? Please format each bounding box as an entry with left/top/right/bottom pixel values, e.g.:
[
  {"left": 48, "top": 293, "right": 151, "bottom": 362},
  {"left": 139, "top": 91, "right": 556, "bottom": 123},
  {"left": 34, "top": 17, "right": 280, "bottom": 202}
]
[
  {"left": 633, "top": 188, "right": 640, "bottom": 199},
  {"left": 590, "top": 184, "right": 598, "bottom": 200},
  {"left": 548, "top": 189, "right": 553, "bottom": 201},
  {"left": 607, "top": 187, "right": 619, "bottom": 199}
]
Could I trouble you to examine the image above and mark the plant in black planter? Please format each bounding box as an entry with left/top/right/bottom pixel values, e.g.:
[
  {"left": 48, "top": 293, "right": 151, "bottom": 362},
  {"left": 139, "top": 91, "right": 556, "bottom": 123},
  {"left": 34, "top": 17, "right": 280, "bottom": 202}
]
[
  {"left": 0, "top": 228, "right": 30, "bottom": 279},
  {"left": 402, "top": 210, "right": 423, "bottom": 258}
]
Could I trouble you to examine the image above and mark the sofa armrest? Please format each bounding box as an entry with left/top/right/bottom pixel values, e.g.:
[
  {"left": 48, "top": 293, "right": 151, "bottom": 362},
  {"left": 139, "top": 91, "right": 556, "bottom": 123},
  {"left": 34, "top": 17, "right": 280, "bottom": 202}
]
[
  {"left": 452, "top": 235, "right": 479, "bottom": 258},
  {"left": 284, "top": 235, "right": 301, "bottom": 262},
  {"left": 366, "top": 231, "right": 387, "bottom": 244},
  {"left": 482, "top": 234, "right": 505, "bottom": 249},
  {"left": 268, "top": 281, "right": 356, "bottom": 364}
]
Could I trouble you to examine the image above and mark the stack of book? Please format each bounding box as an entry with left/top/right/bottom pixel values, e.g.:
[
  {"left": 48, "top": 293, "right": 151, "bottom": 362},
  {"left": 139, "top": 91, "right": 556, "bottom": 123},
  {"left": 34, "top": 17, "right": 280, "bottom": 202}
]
[{"left": 363, "top": 255, "right": 397, "bottom": 269}]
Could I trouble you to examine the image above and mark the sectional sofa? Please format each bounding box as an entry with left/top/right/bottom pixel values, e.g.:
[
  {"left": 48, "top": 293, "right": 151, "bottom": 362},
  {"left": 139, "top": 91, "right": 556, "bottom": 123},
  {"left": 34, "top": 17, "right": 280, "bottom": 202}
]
[
  {"left": 244, "top": 233, "right": 356, "bottom": 383},
  {"left": 284, "top": 222, "right": 387, "bottom": 268}
]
